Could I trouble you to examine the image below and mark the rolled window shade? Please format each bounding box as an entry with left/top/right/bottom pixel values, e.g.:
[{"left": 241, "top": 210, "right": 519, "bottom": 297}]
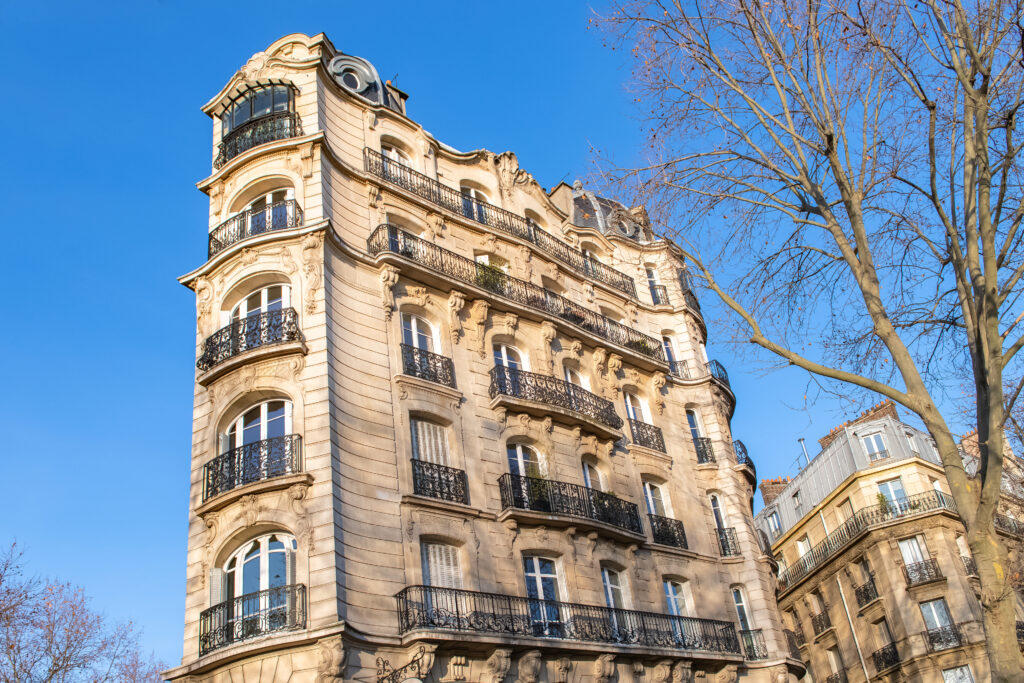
[{"left": 411, "top": 420, "right": 449, "bottom": 466}]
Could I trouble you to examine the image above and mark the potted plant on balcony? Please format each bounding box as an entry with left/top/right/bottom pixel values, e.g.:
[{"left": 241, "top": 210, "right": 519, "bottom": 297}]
[{"left": 475, "top": 263, "right": 505, "bottom": 294}]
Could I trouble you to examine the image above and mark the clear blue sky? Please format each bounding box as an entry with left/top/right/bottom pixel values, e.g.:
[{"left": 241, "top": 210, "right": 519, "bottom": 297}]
[{"left": 0, "top": 0, "right": 915, "bottom": 666}]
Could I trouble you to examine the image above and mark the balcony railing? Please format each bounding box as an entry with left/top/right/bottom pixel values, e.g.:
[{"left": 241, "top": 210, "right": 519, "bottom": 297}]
[
  {"left": 368, "top": 226, "right": 664, "bottom": 363},
  {"left": 961, "top": 555, "right": 979, "bottom": 577},
  {"left": 203, "top": 434, "right": 302, "bottom": 501},
  {"left": 872, "top": 642, "right": 899, "bottom": 672},
  {"left": 995, "top": 513, "right": 1024, "bottom": 537},
  {"left": 811, "top": 609, "right": 832, "bottom": 636},
  {"left": 668, "top": 360, "right": 730, "bottom": 389},
  {"left": 498, "top": 474, "right": 642, "bottom": 534},
  {"left": 197, "top": 308, "right": 302, "bottom": 371},
  {"left": 412, "top": 459, "right": 468, "bottom": 504},
  {"left": 854, "top": 577, "right": 879, "bottom": 607},
  {"left": 650, "top": 285, "right": 669, "bottom": 306},
  {"left": 783, "top": 629, "right": 803, "bottom": 658},
  {"left": 903, "top": 558, "right": 943, "bottom": 587},
  {"left": 198, "top": 584, "right": 306, "bottom": 656},
  {"left": 215, "top": 112, "right": 302, "bottom": 169},
  {"left": 395, "top": 585, "right": 741, "bottom": 654},
  {"left": 682, "top": 289, "right": 701, "bottom": 314},
  {"left": 707, "top": 360, "right": 730, "bottom": 388},
  {"left": 740, "top": 629, "right": 768, "bottom": 660},
  {"left": 777, "top": 490, "right": 957, "bottom": 592},
  {"left": 208, "top": 199, "right": 303, "bottom": 257},
  {"left": 694, "top": 437, "right": 716, "bottom": 464},
  {"left": 717, "top": 527, "right": 740, "bottom": 557},
  {"left": 649, "top": 514, "right": 688, "bottom": 549},
  {"left": 401, "top": 343, "right": 456, "bottom": 388},
  {"left": 922, "top": 623, "right": 962, "bottom": 652},
  {"left": 364, "top": 150, "right": 638, "bottom": 297},
  {"left": 629, "top": 418, "right": 665, "bottom": 452},
  {"left": 489, "top": 366, "right": 623, "bottom": 430},
  {"left": 733, "top": 441, "right": 755, "bottom": 476},
  {"left": 1017, "top": 620, "right": 1023, "bottom": 647},
  {"left": 792, "top": 628, "right": 807, "bottom": 646}
]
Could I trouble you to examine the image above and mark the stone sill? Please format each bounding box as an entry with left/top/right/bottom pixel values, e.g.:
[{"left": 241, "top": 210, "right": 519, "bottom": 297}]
[
  {"left": 197, "top": 340, "right": 307, "bottom": 387},
  {"left": 497, "top": 507, "right": 646, "bottom": 545}
]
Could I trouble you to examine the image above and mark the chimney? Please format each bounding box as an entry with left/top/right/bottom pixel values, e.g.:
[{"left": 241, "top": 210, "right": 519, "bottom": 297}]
[
  {"left": 760, "top": 476, "right": 791, "bottom": 506},
  {"left": 818, "top": 399, "right": 900, "bottom": 450}
]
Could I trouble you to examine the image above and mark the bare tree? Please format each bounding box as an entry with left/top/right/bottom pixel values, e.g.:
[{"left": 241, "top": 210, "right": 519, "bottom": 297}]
[
  {"left": 596, "top": 0, "right": 1024, "bottom": 678},
  {"left": 0, "top": 544, "right": 164, "bottom": 683}
]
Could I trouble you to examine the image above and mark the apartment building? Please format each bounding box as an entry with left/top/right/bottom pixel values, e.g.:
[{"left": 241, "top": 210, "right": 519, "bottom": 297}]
[
  {"left": 754, "top": 402, "right": 1024, "bottom": 683},
  {"left": 163, "top": 33, "right": 804, "bottom": 683}
]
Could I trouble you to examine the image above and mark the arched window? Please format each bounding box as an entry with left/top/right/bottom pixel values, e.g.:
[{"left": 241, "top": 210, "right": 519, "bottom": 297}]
[
  {"left": 402, "top": 313, "right": 435, "bottom": 352},
  {"left": 493, "top": 344, "right": 524, "bottom": 370},
  {"left": 216, "top": 533, "right": 298, "bottom": 604},
  {"left": 601, "top": 566, "right": 628, "bottom": 609},
  {"left": 645, "top": 267, "right": 665, "bottom": 304},
  {"left": 661, "top": 336, "right": 677, "bottom": 366},
  {"left": 381, "top": 143, "right": 411, "bottom": 165},
  {"left": 686, "top": 409, "right": 707, "bottom": 459},
  {"left": 582, "top": 461, "right": 602, "bottom": 491},
  {"left": 222, "top": 399, "right": 293, "bottom": 452},
  {"left": 507, "top": 443, "right": 542, "bottom": 478},
  {"left": 643, "top": 480, "right": 668, "bottom": 516},
  {"left": 220, "top": 85, "right": 295, "bottom": 136},
  {"left": 624, "top": 392, "right": 645, "bottom": 422},
  {"left": 732, "top": 586, "right": 753, "bottom": 630},
  {"left": 476, "top": 252, "right": 509, "bottom": 276},
  {"left": 421, "top": 541, "right": 462, "bottom": 588},
  {"left": 710, "top": 494, "right": 728, "bottom": 529},
  {"left": 563, "top": 363, "right": 586, "bottom": 388},
  {"left": 231, "top": 284, "right": 290, "bottom": 322},
  {"left": 461, "top": 186, "right": 490, "bottom": 223}
]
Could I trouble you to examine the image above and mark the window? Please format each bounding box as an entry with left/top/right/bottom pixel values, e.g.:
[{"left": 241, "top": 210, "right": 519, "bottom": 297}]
[
  {"left": 222, "top": 399, "right": 292, "bottom": 452},
  {"left": 898, "top": 536, "right": 928, "bottom": 565},
  {"left": 381, "top": 144, "right": 411, "bottom": 165},
  {"left": 523, "top": 556, "right": 561, "bottom": 635},
  {"left": 220, "top": 85, "right": 294, "bottom": 135},
  {"left": 906, "top": 431, "right": 921, "bottom": 458},
  {"left": 402, "top": 313, "right": 434, "bottom": 351},
  {"left": 856, "top": 559, "right": 872, "bottom": 583},
  {"left": 955, "top": 534, "right": 971, "bottom": 557},
  {"left": 873, "top": 618, "right": 893, "bottom": 647},
  {"left": 661, "top": 336, "right": 677, "bottom": 366},
  {"left": 645, "top": 267, "right": 663, "bottom": 303},
  {"left": 601, "top": 567, "right": 627, "bottom": 609},
  {"left": 213, "top": 533, "right": 297, "bottom": 605},
  {"left": 563, "top": 364, "right": 586, "bottom": 388},
  {"left": 685, "top": 409, "right": 703, "bottom": 445},
  {"left": 862, "top": 432, "right": 888, "bottom": 461},
  {"left": 582, "top": 462, "right": 602, "bottom": 491},
  {"left": 697, "top": 340, "right": 709, "bottom": 363},
  {"left": 461, "top": 186, "right": 490, "bottom": 222},
  {"left": 941, "top": 667, "right": 975, "bottom": 683},
  {"left": 732, "top": 587, "right": 752, "bottom": 630},
  {"left": 493, "top": 344, "right": 523, "bottom": 370},
  {"left": 507, "top": 443, "right": 542, "bottom": 478},
  {"left": 766, "top": 511, "right": 782, "bottom": 538},
  {"left": 919, "top": 598, "right": 953, "bottom": 629},
  {"left": 475, "top": 252, "right": 509, "bottom": 274},
  {"left": 624, "top": 392, "right": 645, "bottom": 422},
  {"left": 796, "top": 535, "right": 811, "bottom": 557},
  {"left": 837, "top": 498, "right": 854, "bottom": 522},
  {"left": 826, "top": 647, "right": 843, "bottom": 674},
  {"left": 710, "top": 494, "right": 727, "bottom": 529},
  {"left": 930, "top": 477, "right": 944, "bottom": 494},
  {"left": 792, "top": 490, "right": 802, "bottom": 510},
  {"left": 230, "top": 284, "right": 290, "bottom": 322},
  {"left": 237, "top": 189, "right": 295, "bottom": 235},
  {"left": 877, "top": 477, "right": 907, "bottom": 505},
  {"left": 643, "top": 480, "right": 668, "bottom": 516},
  {"left": 422, "top": 542, "right": 462, "bottom": 588},
  {"left": 664, "top": 579, "right": 691, "bottom": 617},
  {"left": 411, "top": 418, "right": 449, "bottom": 466}
]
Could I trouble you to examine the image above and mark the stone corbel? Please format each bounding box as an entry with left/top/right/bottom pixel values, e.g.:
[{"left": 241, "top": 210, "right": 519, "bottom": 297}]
[
  {"left": 671, "top": 662, "right": 692, "bottom": 683},
  {"left": 585, "top": 282, "right": 596, "bottom": 305},
  {"left": 195, "top": 277, "right": 213, "bottom": 327},
  {"left": 299, "top": 142, "right": 315, "bottom": 178},
  {"left": 626, "top": 302, "right": 639, "bottom": 325},
  {"left": 365, "top": 110, "right": 377, "bottom": 130},
  {"left": 409, "top": 286, "right": 431, "bottom": 308},
  {"left": 652, "top": 373, "right": 667, "bottom": 415},
  {"left": 315, "top": 635, "right": 347, "bottom": 683},
  {"left": 209, "top": 183, "right": 224, "bottom": 215},
  {"left": 470, "top": 300, "right": 490, "bottom": 356},
  {"left": 301, "top": 233, "right": 323, "bottom": 315},
  {"left": 630, "top": 661, "right": 645, "bottom": 683},
  {"left": 289, "top": 482, "right": 314, "bottom": 552},
  {"left": 481, "top": 648, "right": 513, "bottom": 683},
  {"left": 380, "top": 265, "right": 401, "bottom": 320},
  {"left": 593, "top": 654, "right": 616, "bottom": 683},
  {"left": 515, "top": 650, "right": 543, "bottom": 683},
  {"left": 369, "top": 184, "right": 382, "bottom": 208},
  {"left": 517, "top": 245, "right": 534, "bottom": 282},
  {"left": 540, "top": 321, "right": 557, "bottom": 375},
  {"left": 503, "top": 313, "right": 518, "bottom": 338},
  {"left": 606, "top": 354, "right": 623, "bottom": 399},
  {"left": 593, "top": 348, "right": 609, "bottom": 395},
  {"left": 201, "top": 511, "right": 219, "bottom": 588},
  {"left": 440, "top": 656, "right": 468, "bottom": 683},
  {"left": 448, "top": 290, "right": 466, "bottom": 344},
  {"left": 553, "top": 658, "right": 572, "bottom": 683},
  {"left": 650, "top": 661, "right": 673, "bottom": 683},
  {"left": 414, "top": 644, "right": 438, "bottom": 680},
  {"left": 426, "top": 211, "right": 445, "bottom": 242},
  {"left": 715, "top": 666, "right": 737, "bottom": 683}
]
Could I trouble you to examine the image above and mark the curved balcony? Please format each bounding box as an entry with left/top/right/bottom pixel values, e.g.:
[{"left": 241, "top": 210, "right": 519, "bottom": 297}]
[
  {"left": 694, "top": 437, "right": 716, "bottom": 464},
  {"left": 208, "top": 200, "right": 303, "bottom": 258},
  {"left": 649, "top": 514, "right": 688, "bottom": 549},
  {"left": 733, "top": 440, "right": 756, "bottom": 479},
  {"left": 412, "top": 459, "right": 468, "bottom": 505},
  {"left": 196, "top": 308, "right": 303, "bottom": 375},
  {"left": 629, "top": 418, "right": 665, "bottom": 452},
  {"left": 498, "top": 473, "right": 642, "bottom": 536},
  {"left": 922, "top": 623, "right": 962, "bottom": 652},
  {"left": 215, "top": 112, "right": 302, "bottom": 169},
  {"left": 368, "top": 226, "right": 664, "bottom": 365},
  {"left": 401, "top": 343, "right": 456, "bottom": 388},
  {"left": 995, "top": 512, "right": 1024, "bottom": 538},
  {"left": 202, "top": 435, "right": 302, "bottom": 501},
  {"left": 364, "top": 150, "right": 637, "bottom": 298},
  {"left": 396, "top": 585, "right": 742, "bottom": 655},
  {"left": 489, "top": 366, "right": 623, "bottom": 438},
  {"left": 783, "top": 629, "right": 803, "bottom": 659},
  {"left": 716, "top": 527, "right": 740, "bottom": 557},
  {"left": 198, "top": 584, "right": 306, "bottom": 656}
]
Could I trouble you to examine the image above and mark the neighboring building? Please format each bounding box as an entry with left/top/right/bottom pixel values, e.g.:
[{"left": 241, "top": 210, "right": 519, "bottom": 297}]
[
  {"left": 163, "top": 33, "right": 803, "bottom": 683},
  {"left": 754, "top": 401, "right": 1024, "bottom": 683}
]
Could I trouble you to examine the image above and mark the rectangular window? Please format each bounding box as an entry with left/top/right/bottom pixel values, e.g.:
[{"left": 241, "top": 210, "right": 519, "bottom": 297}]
[
  {"left": 877, "top": 477, "right": 907, "bottom": 505},
  {"left": 766, "top": 511, "right": 782, "bottom": 537},
  {"left": 826, "top": 646, "right": 843, "bottom": 674},
  {"left": 873, "top": 618, "right": 893, "bottom": 646},
  {"left": 796, "top": 535, "right": 811, "bottom": 557},
  {"left": 837, "top": 498, "right": 854, "bottom": 523},
  {"left": 862, "top": 432, "right": 888, "bottom": 461},
  {"left": 411, "top": 419, "right": 450, "bottom": 466},
  {"left": 898, "top": 536, "right": 927, "bottom": 565},
  {"left": 664, "top": 580, "right": 690, "bottom": 617},
  {"left": 732, "top": 588, "right": 752, "bottom": 630},
  {"left": 643, "top": 481, "right": 667, "bottom": 516},
  {"left": 919, "top": 598, "right": 953, "bottom": 629},
  {"left": 941, "top": 667, "right": 974, "bottom": 683},
  {"left": 602, "top": 567, "right": 626, "bottom": 609},
  {"left": 792, "top": 490, "right": 802, "bottom": 510},
  {"left": 421, "top": 543, "right": 462, "bottom": 589}
]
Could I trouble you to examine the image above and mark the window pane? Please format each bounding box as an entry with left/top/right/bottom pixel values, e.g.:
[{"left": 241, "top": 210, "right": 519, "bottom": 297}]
[
  {"left": 233, "top": 101, "right": 250, "bottom": 128},
  {"left": 265, "top": 286, "right": 283, "bottom": 311},
  {"left": 252, "top": 88, "right": 272, "bottom": 118},
  {"left": 243, "top": 406, "right": 262, "bottom": 444},
  {"left": 266, "top": 401, "right": 286, "bottom": 439},
  {"left": 273, "top": 86, "right": 291, "bottom": 111}
]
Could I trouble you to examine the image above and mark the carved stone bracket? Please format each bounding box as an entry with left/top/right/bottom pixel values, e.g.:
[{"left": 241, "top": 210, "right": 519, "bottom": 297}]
[
  {"left": 448, "top": 290, "right": 466, "bottom": 344},
  {"left": 315, "top": 635, "right": 347, "bottom": 683},
  {"left": 652, "top": 372, "right": 667, "bottom": 415},
  {"left": 380, "top": 265, "right": 401, "bottom": 321},
  {"left": 440, "top": 656, "right": 468, "bottom": 683},
  {"left": 515, "top": 650, "right": 543, "bottom": 683},
  {"left": 553, "top": 658, "right": 572, "bottom": 683},
  {"left": 671, "top": 662, "right": 692, "bottom": 683},
  {"left": 289, "top": 482, "right": 315, "bottom": 552},
  {"left": 301, "top": 232, "right": 323, "bottom": 315},
  {"left": 481, "top": 649, "right": 513, "bottom": 683},
  {"left": 715, "top": 666, "right": 737, "bottom": 683},
  {"left": 540, "top": 321, "right": 557, "bottom": 375},
  {"left": 593, "top": 654, "right": 616, "bottom": 683},
  {"left": 470, "top": 300, "right": 490, "bottom": 357}
]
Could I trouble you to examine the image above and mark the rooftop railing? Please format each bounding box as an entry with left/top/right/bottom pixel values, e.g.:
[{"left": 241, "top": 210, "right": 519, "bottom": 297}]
[
  {"left": 629, "top": 418, "right": 666, "bottom": 452},
  {"left": 401, "top": 343, "right": 457, "bottom": 388},
  {"left": 203, "top": 435, "right": 302, "bottom": 501},
  {"left": 489, "top": 366, "right": 622, "bottom": 430},
  {"left": 364, "top": 149, "right": 638, "bottom": 297},
  {"left": 216, "top": 112, "right": 301, "bottom": 169},
  {"left": 208, "top": 199, "right": 303, "bottom": 257},
  {"left": 369, "top": 225, "right": 664, "bottom": 363},
  {"left": 498, "top": 473, "right": 642, "bottom": 535},
  {"left": 198, "top": 584, "right": 306, "bottom": 656},
  {"left": 648, "top": 514, "right": 688, "bottom": 549},
  {"left": 197, "top": 308, "right": 302, "bottom": 372},
  {"left": 995, "top": 513, "right": 1024, "bottom": 538}
]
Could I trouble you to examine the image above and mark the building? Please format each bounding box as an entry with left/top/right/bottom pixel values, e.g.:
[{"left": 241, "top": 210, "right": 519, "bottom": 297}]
[
  {"left": 163, "top": 33, "right": 805, "bottom": 683},
  {"left": 753, "top": 401, "right": 1024, "bottom": 683}
]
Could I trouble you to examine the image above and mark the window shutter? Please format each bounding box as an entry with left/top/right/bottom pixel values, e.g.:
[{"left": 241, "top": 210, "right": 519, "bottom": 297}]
[
  {"left": 209, "top": 568, "right": 226, "bottom": 606},
  {"left": 219, "top": 434, "right": 232, "bottom": 454},
  {"left": 411, "top": 420, "right": 449, "bottom": 466},
  {"left": 285, "top": 547, "right": 296, "bottom": 586},
  {"left": 424, "top": 543, "right": 462, "bottom": 589}
]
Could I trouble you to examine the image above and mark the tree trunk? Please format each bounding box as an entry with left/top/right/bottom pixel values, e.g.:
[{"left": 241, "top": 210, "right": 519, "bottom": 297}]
[{"left": 970, "top": 531, "right": 1022, "bottom": 681}]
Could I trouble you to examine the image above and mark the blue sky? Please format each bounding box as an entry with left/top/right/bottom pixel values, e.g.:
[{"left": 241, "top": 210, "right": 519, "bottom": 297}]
[{"left": 0, "top": 0, "right": 908, "bottom": 666}]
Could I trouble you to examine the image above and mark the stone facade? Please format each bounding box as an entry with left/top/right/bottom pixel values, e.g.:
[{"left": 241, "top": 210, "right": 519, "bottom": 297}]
[
  {"left": 754, "top": 402, "right": 1024, "bottom": 682},
  {"left": 164, "top": 32, "right": 803, "bottom": 683}
]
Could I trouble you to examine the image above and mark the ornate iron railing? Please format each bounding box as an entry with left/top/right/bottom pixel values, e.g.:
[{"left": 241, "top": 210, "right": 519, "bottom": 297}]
[
  {"left": 961, "top": 555, "right": 978, "bottom": 577},
  {"left": 811, "top": 609, "right": 832, "bottom": 636},
  {"left": 401, "top": 343, "right": 456, "bottom": 388},
  {"left": 740, "top": 629, "right": 768, "bottom": 660},
  {"left": 198, "top": 584, "right": 306, "bottom": 655},
  {"left": 667, "top": 360, "right": 730, "bottom": 387},
  {"left": 364, "top": 150, "right": 638, "bottom": 297},
  {"left": 792, "top": 627, "right": 806, "bottom": 646},
  {"left": 650, "top": 284, "right": 669, "bottom": 306},
  {"left": 872, "top": 642, "right": 899, "bottom": 672},
  {"left": 208, "top": 199, "right": 303, "bottom": 257},
  {"left": 854, "top": 577, "right": 879, "bottom": 607},
  {"left": 629, "top": 418, "right": 665, "bottom": 452},
  {"left": 903, "top": 558, "right": 943, "bottom": 586},
  {"left": 668, "top": 360, "right": 690, "bottom": 378},
  {"left": 489, "top": 366, "right": 623, "bottom": 430},
  {"left": 995, "top": 513, "right": 1024, "bottom": 537},
  {"left": 1017, "top": 620, "right": 1023, "bottom": 646},
  {"left": 649, "top": 514, "right": 688, "bottom": 549},
  {"left": 412, "top": 460, "right": 468, "bottom": 504},
  {"left": 203, "top": 434, "right": 302, "bottom": 501},
  {"left": 395, "top": 585, "right": 741, "bottom": 654},
  {"left": 777, "top": 490, "right": 957, "bottom": 592},
  {"left": 733, "top": 441, "right": 755, "bottom": 475},
  {"left": 216, "top": 112, "right": 302, "bottom": 169},
  {"left": 755, "top": 529, "right": 773, "bottom": 556},
  {"left": 197, "top": 308, "right": 302, "bottom": 371},
  {"left": 922, "top": 623, "right": 962, "bottom": 651},
  {"left": 498, "top": 473, "right": 642, "bottom": 534},
  {"left": 783, "top": 629, "right": 803, "bottom": 658},
  {"left": 694, "top": 437, "right": 716, "bottom": 464},
  {"left": 717, "top": 527, "right": 740, "bottom": 557},
  {"left": 682, "top": 289, "right": 701, "bottom": 314},
  {"left": 707, "top": 360, "right": 730, "bottom": 388},
  {"left": 368, "top": 226, "right": 663, "bottom": 362}
]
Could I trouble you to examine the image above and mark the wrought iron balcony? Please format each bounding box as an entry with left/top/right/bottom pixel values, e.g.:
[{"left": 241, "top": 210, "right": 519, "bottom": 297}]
[
  {"left": 489, "top": 366, "right": 623, "bottom": 431},
  {"left": 203, "top": 434, "right": 302, "bottom": 501},
  {"left": 792, "top": 627, "right": 806, "bottom": 646},
  {"left": 682, "top": 289, "right": 701, "bottom": 314},
  {"left": 368, "top": 226, "right": 664, "bottom": 363},
  {"left": 733, "top": 440, "right": 755, "bottom": 475},
  {"left": 215, "top": 112, "right": 302, "bottom": 169},
  {"left": 707, "top": 360, "right": 730, "bottom": 388},
  {"left": 903, "top": 558, "right": 943, "bottom": 587},
  {"left": 854, "top": 577, "right": 879, "bottom": 607},
  {"left": 650, "top": 285, "right": 669, "bottom": 306},
  {"left": 364, "top": 150, "right": 638, "bottom": 297},
  {"left": 197, "top": 308, "right": 302, "bottom": 371},
  {"left": 716, "top": 527, "right": 740, "bottom": 557},
  {"left": 922, "top": 623, "right": 962, "bottom": 651},
  {"left": 740, "top": 629, "right": 768, "bottom": 660},
  {"left": 395, "top": 585, "right": 742, "bottom": 654},
  {"left": 961, "top": 555, "right": 978, "bottom": 577},
  {"left": 198, "top": 584, "right": 306, "bottom": 656},
  {"left": 668, "top": 360, "right": 690, "bottom": 377},
  {"left": 649, "top": 514, "right": 688, "bottom": 549},
  {"left": 629, "top": 418, "right": 665, "bottom": 452},
  {"left": 412, "top": 459, "right": 468, "bottom": 504},
  {"left": 783, "top": 629, "right": 803, "bottom": 658},
  {"left": 498, "top": 473, "right": 642, "bottom": 534},
  {"left": 995, "top": 512, "right": 1024, "bottom": 537},
  {"left": 872, "top": 642, "right": 899, "bottom": 672},
  {"left": 208, "top": 199, "right": 303, "bottom": 257},
  {"left": 1017, "top": 620, "right": 1023, "bottom": 646},
  {"left": 811, "top": 609, "right": 832, "bottom": 636},
  {"left": 694, "top": 437, "right": 716, "bottom": 464},
  {"left": 777, "top": 490, "right": 957, "bottom": 592},
  {"left": 401, "top": 343, "right": 456, "bottom": 388}
]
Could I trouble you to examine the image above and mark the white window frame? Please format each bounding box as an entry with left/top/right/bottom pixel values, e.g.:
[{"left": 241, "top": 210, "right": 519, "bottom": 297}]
[
  {"left": 624, "top": 392, "right": 647, "bottom": 422},
  {"left": 215, "top": 533, "right": 297, "bottom": 603},
  {"left": 507, "top": 443, "right": 542, "bottom": 477},
  {"left": 228, "top": 284, "right": 291, "bottom": 324},
  {"left": 919, "top": 597, "right": 953, "bottom": 629},
  {"left": 401, "top": 312, "right": 437, "bottom": 352},
  {"left": 663, "top": 579, "right": 691, "bottom": 617},
  {"left": 766, "top": 511, "right": 782, "bottom": 537},
  {"left": 941, "top": 666, "right": 975, "bottom": 683},
  {"left": 643, "top": 480, "right": 669, "bottom": 516},
  {"left": 223, "top": 399, "right": 293, "bottom": 451},
  {"left": 709, "top": 494, "right": 728, "bottom": 529},
  {"left": 601, "top": 566, "right": 628, "bottom": 610},
  {"left": 732, "top": 586, "right": 753, "bottom": 630},
  {"left": 582, "top": 462, "right": 602, "bottom": 491},
  {"left": 877, "top": 477, "right": 907, "bottom": 505},
  {"left": 862, "top": 432, "right": 888, "bottom": 461},
  {"left": 563, "top": 364, "right": 589, "bottom": 390},
  {"left": 381, "top": 143, "right": 412, "bottom": 165},
  {"left": 493, "top": 343, "right": 526, "bottom": 370}
]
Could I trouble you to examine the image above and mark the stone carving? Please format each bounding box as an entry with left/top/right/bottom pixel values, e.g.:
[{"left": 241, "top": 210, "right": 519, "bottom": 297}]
[
  {"left": 301, "top": 232, "right": 323, "bottom": 315},
  {"left": 593, "top": 654, "right": 616, "bottom": 683},
  {"left": 201, "top": 512, "right": 219, "bottom": 587},
  {"left": 715, "top": 667, "right": 737, "bottom": 683},
  {"left": 585, "top": 282, "right": 596, "bottom": 304},
  {"left": 365, "top": 110, "right": 377, "bottom": 131},
  {"left": 240, "top": 52, "right": 269, "bottom": 81},
  {"left": 289, "top": 483, "right": 314, "bottom": 552},
  {"left": 553, "top": 658, "right": 572, "bottom": 683},
  {"left": 279, "top": 246, "right": 299, "bottom": 275},
  {"left": 195, "top": 277, "right": 213, "bottom": 325},
  {"left": 593, "top": 348, "right": 608, "bottom": 394},
  {"left": 426, "top": 212, "right": 445, "bottom": 241},
  {"left": 517, "top": 245, "right": 533, "bottom": 281},
  {"left": 502, "top": 313, "right": 518, "bottom": 338},
  {"left": 570, "top": 339, "right": 583, "bottom": 357},
  {"left": 606, "top": 354, "right": 623, "bottom": 399},
  {"left": 369, "top": 184, "right": 382, "bottom": 208},
  {"left": 540, "top": 322, "right": 557, "bottom": 375},
  {"left": 315, "top": 635, "right": 346, "bottom": 683},
  {"left": 470, "top": 300, "right": 490, "bottom": 356},
  {"left": 769, "top": 666, "right": 788, "bottom": 683},
  {"left": 239, "top": 247, "right": 259, "bottom": 266},
  {"left": 671, "top": 662, "right": 692, "bottom": 683},
  {"left": 515, "top": 650, "right": 543, "bottom": 683},
  {"left": 239, "top": 494, "right": 261, "bottom": 526},
  {"left": 652, "top": 373, "right": 667, "bottom": 415},
  {"left": 448, "top": 290, "right": 466, "bottom": 344},
  {"left": 496, "top": 407, "right": 508, "bottom": 430},
  {"left": 409, "top": 286, "right": 430, "bottom": 308},
  {"left": 626, "top": 302, "right": 639, "bottom": 325},
  {"left": 380, "top": 265, "right": 401, "bottom": 320},
  {"left": 298, "top": 142, "right": 315, "bottom": 178},
  {"left": 542, "top": 416, "right": 553, "bottom": 433},
  {"left": 627, "top": 367, "right": 641, "bottom": 387},
  {"left": 494, "top": 151, "right": 532, "bottom": 201},
  {"left": 440, "top": 656, "right": 468, "bottom": 683},
  {"left": 630, "top": 661, "right": 645, "bottom": 683},
  {"left": 481, "top": 648, "right": 513, "bottom": 683},
  {"left": 650, "top": 661, "right": 673, "bottom": 683}
]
